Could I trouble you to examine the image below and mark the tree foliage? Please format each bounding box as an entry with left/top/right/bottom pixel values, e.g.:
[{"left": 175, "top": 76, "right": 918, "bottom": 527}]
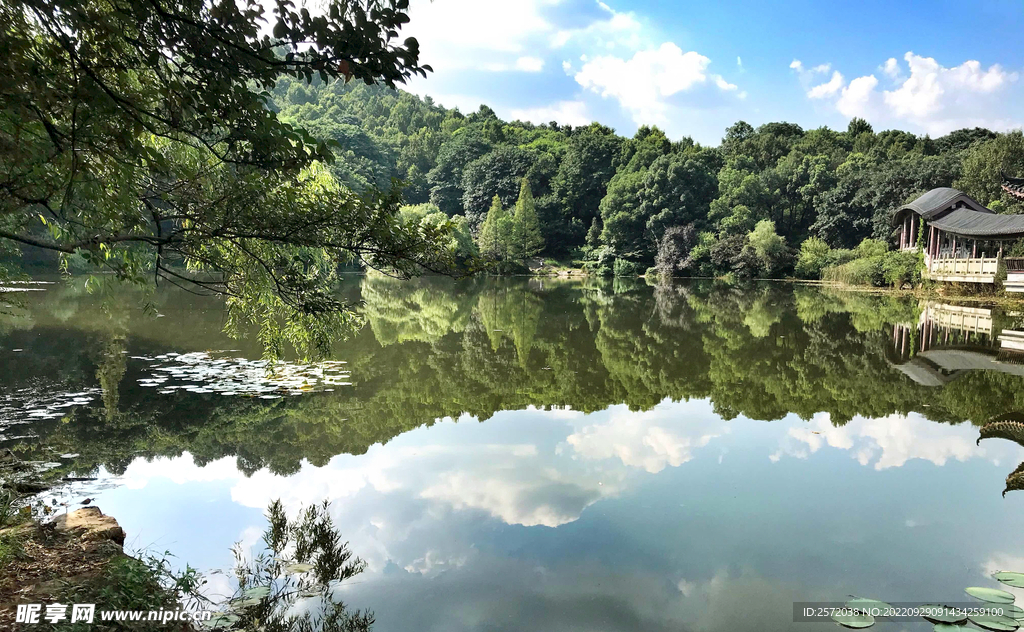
[
  {"left": 510, "top": 178, "right": 544, "bottom": 262},
  {"left": 0, "top": 0, "right": 459, "bottom": 358}
]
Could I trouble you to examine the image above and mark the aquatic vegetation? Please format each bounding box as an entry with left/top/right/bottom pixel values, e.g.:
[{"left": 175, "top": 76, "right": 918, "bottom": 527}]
[{"left": 134, "top": 352, "right": 351, "bottom": 398}]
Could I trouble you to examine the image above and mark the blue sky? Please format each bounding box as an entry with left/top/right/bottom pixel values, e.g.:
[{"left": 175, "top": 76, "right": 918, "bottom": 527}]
[{"left": 402, "top": 0, "right": 1024, "bottom": 145}]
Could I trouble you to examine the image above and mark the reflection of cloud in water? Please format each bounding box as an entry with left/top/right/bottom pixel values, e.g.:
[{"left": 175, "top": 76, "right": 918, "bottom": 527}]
[
  {"left": 101, "top": 401, "right": 1024, "bottom": 632},
  {"left": 121, "top": 454, "right": 244, "bottom": 489},
  {"left": 982, "top": 554, "right": 1024, "bottom": 603},
  {"left": 403, "top": 549, "right": 469, "bottom": 576},
  {"left": 229, "top": 440, "right": 615, "bottom": 529},
  {"left": 133, "top": 351, "right": 350, "bottom": 397},
  {"left": 565, "top": 400, "right": 727, "bottom": 473},
  {"left": 420, "top": 468, "right": 608, "bottom": 528},
  {"left": 337, "top": 555, "right": 812, "bottom": 632},
  {"left": 769, "top": 412, "right": 984, "bottom": 470}
]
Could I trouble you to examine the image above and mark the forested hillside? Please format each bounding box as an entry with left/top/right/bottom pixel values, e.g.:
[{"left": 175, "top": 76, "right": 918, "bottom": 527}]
[{"left": 270, "top": 76, "right": 1024, "bottom": 280}]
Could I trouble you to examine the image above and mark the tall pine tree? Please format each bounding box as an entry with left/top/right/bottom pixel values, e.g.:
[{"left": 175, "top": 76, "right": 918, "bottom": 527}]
[
  {"left": 477, "top": 195, "right": 509, "bottom": 260},
  {"left": 511, "top": 178, "right": 544, "bottom": 262}
]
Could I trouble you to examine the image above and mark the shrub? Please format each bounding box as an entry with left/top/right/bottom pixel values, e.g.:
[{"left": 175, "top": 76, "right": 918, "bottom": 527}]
[
  {"left": 829, "top": 248, "right": 857, "bottom": 267},
  {"left": 580, "top": 245, "right": 616, "bottom": 276},
  {"left": 855, "top": 238, "right": 887, "bottom": 258},
  {"left": 747, "top": 220, "right": 788, "bottom": 277},
  {"left": 654, "top": 224, "right": 698, "bottom": 277},
  {"left": 795, "top": 237, "right": 832, "bottom": 278},
  {"left": 613, "top": 258, "right": 642, "bottom": 277},
  {"left": 881, "top": 250, "right": 922, "bottom": 287},
  {"left": 822, "top": 256, "right": 884, "bottom": 286}
]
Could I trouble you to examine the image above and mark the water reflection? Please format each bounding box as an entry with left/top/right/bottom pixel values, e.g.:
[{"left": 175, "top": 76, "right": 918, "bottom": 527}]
[
  {"left": 3, "top": 277, "right": 1024, "bottom": 631},
  {"left": 890, "top": 302, "right": 1024, "bottom": 387}
]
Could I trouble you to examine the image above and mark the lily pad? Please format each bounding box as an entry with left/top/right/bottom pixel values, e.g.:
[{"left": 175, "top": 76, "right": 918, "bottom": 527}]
[
  {"left": 969, "top": 614, "right": 1020, "bottom": 631},
  {"left": 933, "top": 625, "right": 964, "bottom": 632},
  {"left": 284, "top": 562, "right": 315, "bottom": 574},
  {"left": 832, "top": 612, "right": 875, "bottom": 629},
  {"left": 995, "top": 572, "right": 1024, "bottom": 589},
  {"left": 242, "top": 585, "right": 271, "bottom": 599},
  {"left": 846, "top": 597, "right": 892, "bottom": 614},
  {"left": 1003, "top": 605, "right": 1024, "bottom": 619},
  {"left": 920, "top": 605, "right": 967, "bottom": 624},
  {"left": 229, "top": 597, "right": 262, "bottom": 609},
  {"left": 967, "top": 587, "right": 1017, "bottom": 604},
  {"left": 205, "top": 613, "right": 239, "bottom": 629}
]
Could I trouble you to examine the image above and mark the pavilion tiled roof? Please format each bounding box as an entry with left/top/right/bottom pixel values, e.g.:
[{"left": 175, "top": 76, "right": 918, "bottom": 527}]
[
  {"left": 893, "top": 187, "right": 992, "bottom": 224},
  {"left": 1003, "top": 175, "right": 1024, "bottom": 200},
  {"left": 928, "top": 207, "right": 1024, "bottom": 238}
]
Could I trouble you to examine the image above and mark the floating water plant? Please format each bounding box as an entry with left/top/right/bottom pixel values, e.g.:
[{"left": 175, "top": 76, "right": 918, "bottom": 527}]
[
  {"left": 966, "top": 587, "right": 1017, "bottom": 604},
  {"left": 133, "top": 351, "right": 351, "bottom": 397},
  {"left": 832, "top": 611, "right": 875, "bottom": 629},
  {"left": 968, "top": 613, "right": 1020, "bottom": 631}
]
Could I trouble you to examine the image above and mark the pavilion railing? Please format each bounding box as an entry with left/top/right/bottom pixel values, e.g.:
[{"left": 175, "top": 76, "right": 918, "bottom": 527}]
[
  {"left": 1005, "top": 258, "right": 1024, "bottom": 272},
  {"left": 929, "top": 257, "right": 999, "bottom": 276}
]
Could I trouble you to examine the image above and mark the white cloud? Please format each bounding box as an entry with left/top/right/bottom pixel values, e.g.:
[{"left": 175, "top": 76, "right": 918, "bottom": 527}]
[
  {"left": 552, "top": 1, "right": 645, "bottom": 51},
  {"left": 789, "top": 59, "right": 803, "bottom": 72},
  {"left": 407, "top": 0, "right": 551, "bottom": 70},
  {"left": 836, "top": 75, "right": 879, "bottom": 118},
  {"left": 881, "top": 57, "right": 900, "bottom": 79},
  {"left": 419, "top": 467, "right": 610, "bottom": 527},
  {"left": 565, "top": 402, "right": 726, "bottom": 473},
  {"left": 120, "top": 454, "right": 243, "bottom": 489},
  {"left": 572, "top": 42, "right": 741, "bottom": 124},
  {"left": 770, "top": 412, "right": 988, "bottom": 471},
  {"left": 797, "top": 52, "right": 1020, "bottom": 135},
  {"left": 510, "top": 100, "right": 591, "bottom": 126},
  {"left": 515, "top": 56, "right": 545, "bottom": 72},
  {"left": 715, "top": 76, "right": 739, "bottom": 92},
  {"left": 807, "top": 71, "right": 844, "bottom": 99},
  {"left": 884, "top": 52, "right": 1011, "bottom": 119}
]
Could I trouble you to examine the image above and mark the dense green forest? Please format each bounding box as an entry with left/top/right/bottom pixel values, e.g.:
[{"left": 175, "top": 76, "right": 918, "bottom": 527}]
[
  {"left": 6, "top": 277, "right": 1024, "bottom": 477},
  {"left": 269, "top": 77, "right": 1024, "bottom": 281}
]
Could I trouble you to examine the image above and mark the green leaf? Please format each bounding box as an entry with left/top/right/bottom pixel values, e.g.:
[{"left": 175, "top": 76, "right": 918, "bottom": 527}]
[
  {"left": 967, "top": 587, "right": 1017, "bottom": 604},
  {"left": 933, "top": 625, "right": 964, "bottom": 632},
  {"left": 846, "top": 597, "right": 892, "bottom": 613},
  {"left": 968, "top": 614, "right": 1020, "bottom": 631},
  {"left": 920, "top": 605, "right": 968, "bottom": 624},
  {"left": 204, "top": 613, "right": 239, "bottom": 629},
  {"left": 243, "top": 585, "right": 271, "bottom": 599},
  {"left": 995, "top": 572, "right": 1024, "bottom": 589},
  {"left": 832, "top": 612, "right": 875, "bottom": 629}
]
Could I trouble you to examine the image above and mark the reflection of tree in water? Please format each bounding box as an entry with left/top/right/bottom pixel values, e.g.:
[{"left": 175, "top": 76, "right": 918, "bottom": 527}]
[
  {"left": 978, "top": 414, "right": 1024, "bottom": 496},
  {"left": 8, "top": 277, "right": 1024, "bottom": 481},
  {"left": 96, "top": 334, "right": 127, "bottom": 421}
]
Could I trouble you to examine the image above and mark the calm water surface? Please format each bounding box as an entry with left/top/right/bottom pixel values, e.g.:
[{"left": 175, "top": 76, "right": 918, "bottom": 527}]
[{"left": 3, "top": 276, "right": 1024, "bottom": 631}]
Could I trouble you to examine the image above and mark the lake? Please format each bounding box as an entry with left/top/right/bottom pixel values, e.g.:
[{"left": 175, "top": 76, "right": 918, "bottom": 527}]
[{"left": 3, "top": 275, "right": 1024, "bottom": 631}]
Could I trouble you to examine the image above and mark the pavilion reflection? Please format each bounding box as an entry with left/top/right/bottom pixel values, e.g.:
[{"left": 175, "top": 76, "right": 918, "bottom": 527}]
[
  {"left": 889, "top": 302, "right": 1024, "bottom": 387},
  {"left": 890, "top": 303, "right": 1024, "bottom": 496}
]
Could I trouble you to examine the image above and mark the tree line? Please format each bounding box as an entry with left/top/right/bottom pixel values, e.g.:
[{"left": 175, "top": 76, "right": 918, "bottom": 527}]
[
  {"left": 10, "top": 276, "right": 1024, "bottom": 478},
  {"left": 271, "top": 76, "right": 1024, "bottom": 281}
]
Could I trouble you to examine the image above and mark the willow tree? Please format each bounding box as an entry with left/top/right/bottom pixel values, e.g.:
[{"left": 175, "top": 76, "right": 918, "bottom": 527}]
[{"left": 0, "top": 0, "right": 457, "bottom": 357}]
